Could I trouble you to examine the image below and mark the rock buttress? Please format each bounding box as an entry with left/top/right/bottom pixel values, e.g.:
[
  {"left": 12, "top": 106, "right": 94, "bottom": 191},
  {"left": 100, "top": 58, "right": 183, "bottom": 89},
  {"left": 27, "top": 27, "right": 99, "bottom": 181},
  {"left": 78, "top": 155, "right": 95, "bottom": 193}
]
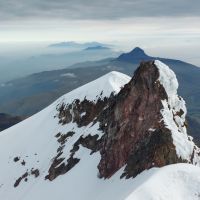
[{"left": 98, "top": 61, "right": 185, "bottom": 178}]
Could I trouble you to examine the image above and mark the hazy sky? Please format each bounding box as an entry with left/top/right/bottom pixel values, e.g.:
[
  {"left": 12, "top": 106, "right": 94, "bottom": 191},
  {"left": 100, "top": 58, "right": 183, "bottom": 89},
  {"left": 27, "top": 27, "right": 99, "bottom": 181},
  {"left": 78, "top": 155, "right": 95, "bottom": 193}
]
[{"left": 0, "top": 0, "right": 200, "bottom": 65}]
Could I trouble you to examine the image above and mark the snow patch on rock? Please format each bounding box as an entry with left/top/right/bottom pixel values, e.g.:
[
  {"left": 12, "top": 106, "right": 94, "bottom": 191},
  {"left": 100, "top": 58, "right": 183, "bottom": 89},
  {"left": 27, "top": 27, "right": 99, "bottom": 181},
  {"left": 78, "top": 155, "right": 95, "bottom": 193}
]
[{"left": 155, "top": 60, "right": 200, "bottom": 164}]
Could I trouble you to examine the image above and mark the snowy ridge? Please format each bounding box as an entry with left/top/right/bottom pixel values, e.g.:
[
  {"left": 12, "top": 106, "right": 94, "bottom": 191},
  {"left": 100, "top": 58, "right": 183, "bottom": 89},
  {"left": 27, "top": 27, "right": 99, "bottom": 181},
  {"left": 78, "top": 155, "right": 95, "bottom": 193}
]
[
  {"left": 155, "top": 60, "right": 200, "bottom": 163},
  {"left": 56, "top": 71, "right": 130, "bottom": 105}
]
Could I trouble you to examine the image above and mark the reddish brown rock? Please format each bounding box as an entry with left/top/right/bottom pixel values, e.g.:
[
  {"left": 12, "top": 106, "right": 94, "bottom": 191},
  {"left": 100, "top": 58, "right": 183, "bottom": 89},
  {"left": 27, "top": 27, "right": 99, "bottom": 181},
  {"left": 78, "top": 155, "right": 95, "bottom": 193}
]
[
  {"left": 97, "top": 61, "right": 184, "bottom": 178},
  {"left": 57, "top": 97, "right": 110, "bottom": 127}
]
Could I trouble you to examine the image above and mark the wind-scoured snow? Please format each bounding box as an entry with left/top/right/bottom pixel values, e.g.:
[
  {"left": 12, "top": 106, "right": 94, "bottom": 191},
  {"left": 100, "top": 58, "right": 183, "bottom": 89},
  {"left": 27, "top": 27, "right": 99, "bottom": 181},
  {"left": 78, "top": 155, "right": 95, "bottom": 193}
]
[
  {"left": 155, "top": 60, "right": 200, "bottom": 163},
  {"left": 56, "top": 71, "right": 130, "bottom": 105},
  {"left": 155, "top": 60, "right": 179, "bottom": 98}
]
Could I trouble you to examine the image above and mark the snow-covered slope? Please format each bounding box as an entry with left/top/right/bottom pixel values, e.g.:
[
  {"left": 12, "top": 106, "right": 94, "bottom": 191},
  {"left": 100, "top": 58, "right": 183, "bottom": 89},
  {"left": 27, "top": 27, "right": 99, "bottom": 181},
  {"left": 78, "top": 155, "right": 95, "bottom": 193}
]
[
  {"left": 0, "top": 62, "right": 199, "bottom": 200},
  {"left": 0, "top": 71, "right": 131, "bottom": 200},
  {"left": 125, "top": 164, "right": 200, "bottom": 200},
  {"left": 57, "top": 71, "right": 130, "bottom": 103}
]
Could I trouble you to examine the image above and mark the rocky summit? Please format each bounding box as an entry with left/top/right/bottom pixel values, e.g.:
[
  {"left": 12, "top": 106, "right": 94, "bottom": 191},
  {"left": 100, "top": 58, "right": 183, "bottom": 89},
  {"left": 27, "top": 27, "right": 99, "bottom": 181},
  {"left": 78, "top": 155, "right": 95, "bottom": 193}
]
[
  {"left": 0, "top": 60, "right": 199, "bottom": 200},
  {"left": 98, "top": 60, "right": 200, "bottom": 178}
]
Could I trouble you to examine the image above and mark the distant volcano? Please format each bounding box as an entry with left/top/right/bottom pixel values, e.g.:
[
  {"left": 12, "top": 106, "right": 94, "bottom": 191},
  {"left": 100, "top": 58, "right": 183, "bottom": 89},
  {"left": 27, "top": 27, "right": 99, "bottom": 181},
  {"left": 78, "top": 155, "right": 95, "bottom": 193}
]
[{"left": 117, "top": 47, "right": 153, "bottom": 63}]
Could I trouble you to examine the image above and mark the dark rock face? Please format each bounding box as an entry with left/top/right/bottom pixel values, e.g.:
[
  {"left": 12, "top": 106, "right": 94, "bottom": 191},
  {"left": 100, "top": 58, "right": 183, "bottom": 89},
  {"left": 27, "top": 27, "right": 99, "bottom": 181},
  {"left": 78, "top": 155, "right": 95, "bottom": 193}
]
[
  {"left": 14, "top": 172, "right": 28, "bottom": 187},
  {"left": 45, "top": 95, "right": 111, "bottom": 181},
  {"left": 45, "top": 155, "right": 80, "bottom": 181},
  {"left": 57, "top": 97, "right": 110, "bottom": 127},
  {"left": 14, "top": 168, "right": 40, "bottom": 187},
  {"left": 13, "top": 156, "right": 20, "bottom": 162},
  {"left": 97, "top": 61, "right": 184, "bottom": 178},
  {"left": 46, "top": 133, "right": 103, "bottom": 181},
  {"left": 48, "top": 61, "right": 192, "bottom": 181},
  {"left": 31, "top": 169, "right": 40, "bottom": 178},
  {"left": 121, "top": 129, "right": 184, "bottom": 179}
]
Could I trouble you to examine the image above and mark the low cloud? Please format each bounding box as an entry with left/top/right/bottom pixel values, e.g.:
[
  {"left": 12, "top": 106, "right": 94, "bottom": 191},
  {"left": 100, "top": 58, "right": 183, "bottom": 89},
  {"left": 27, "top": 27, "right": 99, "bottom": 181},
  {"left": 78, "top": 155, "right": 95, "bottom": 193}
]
[{"left": 0, "top": 0, "right": 200, "bottom": 21}]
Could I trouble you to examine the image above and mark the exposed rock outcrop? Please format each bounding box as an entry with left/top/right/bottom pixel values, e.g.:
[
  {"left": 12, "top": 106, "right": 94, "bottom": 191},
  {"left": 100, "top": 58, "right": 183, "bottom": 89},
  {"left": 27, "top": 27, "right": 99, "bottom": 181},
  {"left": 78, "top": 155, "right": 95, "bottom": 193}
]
[
  {"left": 48, "top": 60, "right": 200, "bottom": 181},
  {"left": 97, "top": 61, "right": 199, "bottom": 178},
  {"left": 57, "top": 96, "right": 110, "bottom": 127}
]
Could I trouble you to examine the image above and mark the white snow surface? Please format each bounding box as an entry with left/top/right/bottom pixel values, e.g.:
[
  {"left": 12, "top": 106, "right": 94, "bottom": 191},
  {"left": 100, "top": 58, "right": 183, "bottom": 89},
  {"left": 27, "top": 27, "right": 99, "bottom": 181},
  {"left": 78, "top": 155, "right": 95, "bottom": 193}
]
[
  {"left": 0, "top": 68, "right": 199, "bottom": 200},
  {"left": 155, "top": 60, "right": 200, "bottom": 163},
  {"left": 57, "top": 71, "right": 130, "bottom": 105},
  {"left": 125, "top": 164, "right": 200, "bottom": 200},
  {"left": 155, "top": 60, "right": 179, "bottom": 98}
]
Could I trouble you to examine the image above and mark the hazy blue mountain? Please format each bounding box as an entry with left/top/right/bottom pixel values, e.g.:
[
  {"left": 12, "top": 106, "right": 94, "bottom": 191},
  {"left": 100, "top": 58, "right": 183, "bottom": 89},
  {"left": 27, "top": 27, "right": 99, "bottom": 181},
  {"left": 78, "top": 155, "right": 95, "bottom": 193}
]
[
  {"left": 48, "top": 41, "right": 110, "bottom": 48},
  {"left": 48, "top": 41, "right": 81, "bottom": 48},
  {"left": 0, "top": 46, "right": 119, "bottom": 84},
  {"left": 83, "top": 46, "right": 110, "bottom": 51},
  {"left": 117, "top": 47, "right": 152, "bottom": 63}
]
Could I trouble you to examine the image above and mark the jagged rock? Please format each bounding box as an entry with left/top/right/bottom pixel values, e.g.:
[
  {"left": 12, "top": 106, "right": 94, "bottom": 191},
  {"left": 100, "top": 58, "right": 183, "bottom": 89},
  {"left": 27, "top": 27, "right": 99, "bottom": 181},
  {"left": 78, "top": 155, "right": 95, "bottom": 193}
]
[
  {"left": 57, "top": 97, "right": 110, "bottom": 127},
  {"left": 97, "top": 61, "right": 200, "bottom": 178},
  {"left": 14, "top": 172, "right": 28, "bottom": 187},
  {"left": 46, "top": 133, "right": 102, "bottom": 181},
  {"left": 21, "top": 160, "right": 26, "bottom": 166},
  {"left": 45, "top": 156, "right": 80, "bottom": 181},
  {"left": 57, "top": 131, "right": 75, "bottom": 145},
  {"left": 13, "top": 157, "right": 20, "bottom": 162},
  {"left": 14, "top": 168, "right": 40, "bottom": 187},
  {"left": 31, "top": 169, "right": 40, "bottom": 178}
]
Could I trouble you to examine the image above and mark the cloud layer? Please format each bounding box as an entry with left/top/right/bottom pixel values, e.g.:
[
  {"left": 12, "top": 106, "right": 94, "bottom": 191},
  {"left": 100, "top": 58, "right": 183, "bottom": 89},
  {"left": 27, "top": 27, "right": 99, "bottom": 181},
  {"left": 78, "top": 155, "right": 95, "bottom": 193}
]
[
  {"left": 0, "top": 0, "right": 200, "bottom": 21},
  {"left": 0, "top": 0, "right": 200, "bottom": 66}
]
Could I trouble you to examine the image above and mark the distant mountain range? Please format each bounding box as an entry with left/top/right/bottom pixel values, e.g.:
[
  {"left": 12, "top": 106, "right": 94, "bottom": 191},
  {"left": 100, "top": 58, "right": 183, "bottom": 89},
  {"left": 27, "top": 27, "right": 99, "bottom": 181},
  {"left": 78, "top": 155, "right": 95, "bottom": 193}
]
[
  {"left": 1, "top": 47, "right": 199, "bottom": 117},
  {"left": 0, "top": 42, "right": 119, "bottom": 84},
  {"left": 0, "top": 47, "right": 199, "bottom": 141},
  {"left": 48, "top": 41, "right": 111, "bottom": 49}
]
